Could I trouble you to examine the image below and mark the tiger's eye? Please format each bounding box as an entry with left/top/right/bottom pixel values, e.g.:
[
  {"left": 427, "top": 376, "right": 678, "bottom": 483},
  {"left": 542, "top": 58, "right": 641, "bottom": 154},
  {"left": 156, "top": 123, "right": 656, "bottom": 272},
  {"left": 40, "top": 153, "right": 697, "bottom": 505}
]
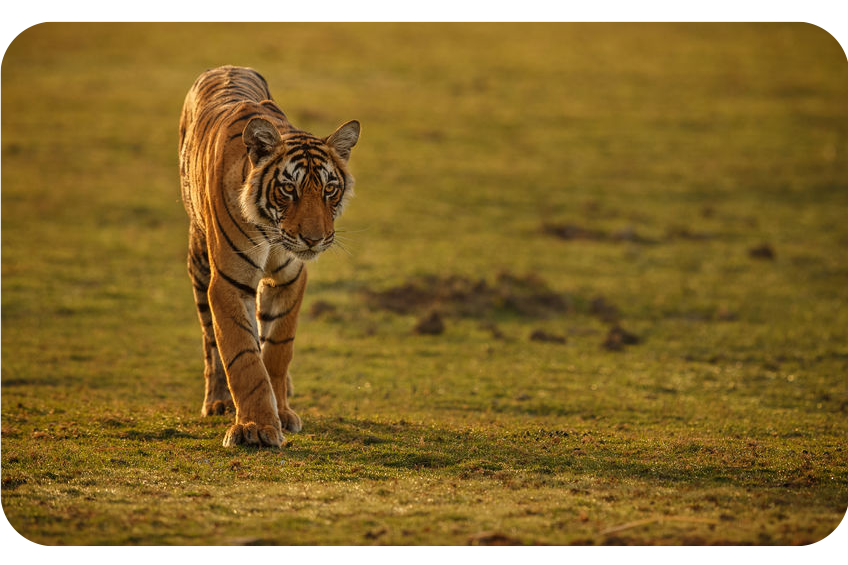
[{"left": 279, "top": 182, "right": 296, "bottom": 197}]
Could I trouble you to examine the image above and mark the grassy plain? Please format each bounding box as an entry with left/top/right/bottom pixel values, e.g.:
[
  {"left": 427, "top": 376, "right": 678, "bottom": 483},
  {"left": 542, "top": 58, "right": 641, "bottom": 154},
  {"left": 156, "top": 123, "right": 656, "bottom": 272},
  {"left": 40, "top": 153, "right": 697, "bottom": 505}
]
[{"left": 2, "top": 23, "right": 847, "bottom": 545}]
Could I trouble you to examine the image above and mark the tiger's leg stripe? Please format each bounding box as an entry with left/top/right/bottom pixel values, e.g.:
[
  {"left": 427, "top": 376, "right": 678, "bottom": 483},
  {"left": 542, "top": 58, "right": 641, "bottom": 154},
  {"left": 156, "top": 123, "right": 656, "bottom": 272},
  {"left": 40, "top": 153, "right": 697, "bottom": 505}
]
[
  {"left": 181, "top": 66, "right": 359, "bottom": 443},
  {"left": 256, "top": 266, "right": 306, "bottom": 434},
  {"left": 242, "top": 375, "right": 270, "bottom": 402},
  {"left": 232, "top": 318, "right": 261, "bottom": 349},
  {"left": 260, "top": 336, "right": 294, "bottom": 345},
  {"left": 187, "top": 227, "right": 232, "bottom": 417},
  {"left": 189, "top": 263, "right": 209, "bottom": 281},
  {"left": 215, "top": 267, "right": 256, "bottom": 297},
  {"left": 226, "top": 348, "right": 258, "bottom": 371},
  {"left": 191, "top": 280, "right": 208, "bottom": 294},
  {"left": 189, "top": 249, "right": 209, "bottom": 270},
  {"left": 259, "top": 301, "right": 297, "bottom": 322}
]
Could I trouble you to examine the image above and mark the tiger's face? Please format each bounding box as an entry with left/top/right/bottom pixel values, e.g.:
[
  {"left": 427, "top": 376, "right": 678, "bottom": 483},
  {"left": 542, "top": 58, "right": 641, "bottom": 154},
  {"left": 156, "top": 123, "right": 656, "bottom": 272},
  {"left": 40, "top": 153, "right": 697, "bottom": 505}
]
[{"left": 240, "top": 118, "right": 360, "bottom": 261}]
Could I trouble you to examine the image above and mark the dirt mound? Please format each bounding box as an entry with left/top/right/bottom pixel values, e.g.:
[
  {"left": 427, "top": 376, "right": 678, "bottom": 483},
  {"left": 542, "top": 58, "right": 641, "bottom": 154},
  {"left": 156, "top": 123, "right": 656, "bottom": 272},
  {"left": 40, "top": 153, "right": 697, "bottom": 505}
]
[
  {"left": 589, "top": 295, "right": 620, "bottom": 323},
  {"left": 529, "top": 329, "right": 567, "bottom": 344},
  {"left": 414, "top": 310, "right": 445, "bottom": 335},
  {"left": 542, "top": 223, "right": 657, "bottom": 244},
  {"left": 364, "top": 271, "right": 569, "bottom": 320},
  {"left": 749, "top": 243, "right": 776, "bottom": 260},
  {"left": 602, "top": 325, "right": 641, "bottom": 351}
]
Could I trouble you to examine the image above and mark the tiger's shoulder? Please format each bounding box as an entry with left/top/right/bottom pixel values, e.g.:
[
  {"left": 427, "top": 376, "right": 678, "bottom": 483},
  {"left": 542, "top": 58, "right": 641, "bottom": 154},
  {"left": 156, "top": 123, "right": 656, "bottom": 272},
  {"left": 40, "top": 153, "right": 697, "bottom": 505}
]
[{"left": 180, "top": 66, "right": 289, "bottom": 150}]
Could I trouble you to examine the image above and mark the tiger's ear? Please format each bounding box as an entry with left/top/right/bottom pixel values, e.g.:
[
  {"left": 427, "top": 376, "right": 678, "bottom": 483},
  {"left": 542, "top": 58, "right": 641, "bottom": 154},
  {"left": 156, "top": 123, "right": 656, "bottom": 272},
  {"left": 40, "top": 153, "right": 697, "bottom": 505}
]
[
  {"left": 243, "top": 118, "right": 282, "bottom": 165},
  {"left": 325, "top": 120, "right": 360, "bottom": 162}
]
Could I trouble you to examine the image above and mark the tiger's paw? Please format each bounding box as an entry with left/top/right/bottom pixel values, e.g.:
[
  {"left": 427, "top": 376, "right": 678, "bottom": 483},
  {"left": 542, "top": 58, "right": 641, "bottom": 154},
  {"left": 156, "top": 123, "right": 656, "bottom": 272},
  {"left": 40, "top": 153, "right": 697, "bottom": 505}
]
[
  {"left": 222, "top": 422, "right": 284, "bottom": 448},
  {"left": 202, "top": 398, "right": 235, "bottom": 416},
  {"left": 279, "top": 408, "right": 302, "bottom": 433}
]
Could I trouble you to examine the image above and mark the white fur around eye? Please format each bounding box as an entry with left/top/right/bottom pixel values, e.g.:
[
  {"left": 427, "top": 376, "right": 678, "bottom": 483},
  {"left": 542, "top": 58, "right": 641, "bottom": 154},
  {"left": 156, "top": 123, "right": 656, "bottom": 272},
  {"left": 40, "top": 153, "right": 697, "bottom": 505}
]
[{"left": 324, "top": 183, "right": 339, "bottom": 198}]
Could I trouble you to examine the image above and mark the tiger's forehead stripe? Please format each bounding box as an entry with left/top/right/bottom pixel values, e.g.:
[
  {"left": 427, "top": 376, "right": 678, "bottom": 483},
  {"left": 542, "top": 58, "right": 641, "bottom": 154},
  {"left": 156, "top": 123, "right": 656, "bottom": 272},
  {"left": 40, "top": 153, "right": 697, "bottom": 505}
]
[{"left": 274, "top": 136, "right": 335, "bottom": 189}]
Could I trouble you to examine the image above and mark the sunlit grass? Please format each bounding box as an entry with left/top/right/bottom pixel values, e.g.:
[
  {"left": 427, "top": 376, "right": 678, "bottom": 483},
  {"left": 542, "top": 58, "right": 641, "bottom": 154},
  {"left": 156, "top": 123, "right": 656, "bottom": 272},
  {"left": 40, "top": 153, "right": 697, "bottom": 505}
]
[{"left": 2, "top": 23, "right": 847, "bottom": 545}]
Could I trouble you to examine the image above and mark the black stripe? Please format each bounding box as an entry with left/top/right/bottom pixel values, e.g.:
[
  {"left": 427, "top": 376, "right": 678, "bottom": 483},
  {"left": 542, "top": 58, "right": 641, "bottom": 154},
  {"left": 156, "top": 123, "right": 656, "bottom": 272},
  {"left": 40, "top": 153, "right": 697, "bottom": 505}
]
[
  {"left": 271, "top": 257, "right": 293, "bottom": 274},
  {"left": 196, "top": 113, "right": 220, "bottom": 146},
  {"left": 262, "top": 170, "right": 277, "bottom": 211},
  {"left": 196, "top": 80, "right": 219, "bottom": 98},
  {"left": 189, "top": 249, "right": 208, "bottom": 270},
  {"left": 233, "top": 319, "right": 261, "bottom": 349},
  {"left": 241, "top": 158, "right": 249, "bottom": 183},
  {"left": 285, "top": 133, "right": 318, "bottom": 142},
  {"left": 290, "top": 142, "right": 328, "bottom": 157},
  {"left": 260, "top": 336, "right": 294, "bottom": 345},
  {"left": 243, "top": 377, "right": 267, "bottom": 400},
  {"left": 257, "top": 204, "right": 276, "bottom": 225},
  {"left": 215, "top": 268, "right": 256, "bottom": 297},
  {"left": 191, "top": 279, "right": 208, "bottom": 293},
  {"left": 308, "top": 146, "right": 331, "bottom": 159},
  {"left": 252, "top": 69, "right": 270, "bottom": 90},
  {"left": 257, "top": 227, "right": 275, "bottom": 243},
  {"left": 261, "top": 102, "right": 286, "bottom": 118},
  {"left": 196, "top": 302, "right": 210, "bottom": 313},
  {"left": 220, "top": 188, "right": 260, "bottom": 246},
  {"left": 213, "top": 208, "right": 260, "bottom": 269},
  {"left": 226, "top": 348, "right": 256, "bottom": 370},
  {"left": 229, "top": 87, "right": 256, "bottom": 99},
  {"left": 229, "top": 111, "right": 262, "bottom": 126},
  {"left": 259, "top": 302, "right": 297, "bottom": 323},
  {"left": 189, "top": 265, "right": 208, "bottom": 282},
  {"left": 278, "top": 264, "right": 304, "bottom": 287}
]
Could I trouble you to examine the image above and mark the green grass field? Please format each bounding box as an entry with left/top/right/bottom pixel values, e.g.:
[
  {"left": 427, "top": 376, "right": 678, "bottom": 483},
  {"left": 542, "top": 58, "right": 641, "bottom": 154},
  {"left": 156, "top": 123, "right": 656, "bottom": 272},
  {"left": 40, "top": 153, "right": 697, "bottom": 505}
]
[{"left": 2, "top": 23, "right": 847, "bottom": 545}]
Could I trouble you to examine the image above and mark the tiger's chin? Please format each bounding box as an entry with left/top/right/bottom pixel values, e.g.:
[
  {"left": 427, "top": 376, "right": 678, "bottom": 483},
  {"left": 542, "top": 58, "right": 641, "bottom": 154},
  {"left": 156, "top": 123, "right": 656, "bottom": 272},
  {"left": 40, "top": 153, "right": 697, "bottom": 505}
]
[{"left": 288, "top": 248, "right": 322, "bottom": 262}]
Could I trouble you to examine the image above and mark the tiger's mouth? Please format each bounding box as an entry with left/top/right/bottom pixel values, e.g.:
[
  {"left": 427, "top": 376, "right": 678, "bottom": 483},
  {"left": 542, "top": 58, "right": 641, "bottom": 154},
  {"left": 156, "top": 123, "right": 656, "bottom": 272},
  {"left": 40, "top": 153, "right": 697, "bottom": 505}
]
[
  {"left": 275, "top": 229, "right": 330, "bottom": 261},
  {"left": 281, "top": 243, "right": 327, "bottom": 262}
]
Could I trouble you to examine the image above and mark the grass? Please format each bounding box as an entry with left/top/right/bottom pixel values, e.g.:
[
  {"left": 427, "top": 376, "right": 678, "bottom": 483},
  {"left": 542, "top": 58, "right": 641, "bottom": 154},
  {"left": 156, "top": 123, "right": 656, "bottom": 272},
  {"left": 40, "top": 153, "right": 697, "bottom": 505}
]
[{"left": 2, "top": 23, "right": 848, "bottom": 545}]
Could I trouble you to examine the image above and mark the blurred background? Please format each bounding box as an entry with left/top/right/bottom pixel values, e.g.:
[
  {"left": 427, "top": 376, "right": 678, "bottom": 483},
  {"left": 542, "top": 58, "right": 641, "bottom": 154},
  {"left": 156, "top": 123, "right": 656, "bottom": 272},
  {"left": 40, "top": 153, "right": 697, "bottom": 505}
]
[
  {"left": 2, "top": 24, "right": 847, "bottom": 545},
  {"left": 4, "top": 23, "right": 847, "bottom": 376}
]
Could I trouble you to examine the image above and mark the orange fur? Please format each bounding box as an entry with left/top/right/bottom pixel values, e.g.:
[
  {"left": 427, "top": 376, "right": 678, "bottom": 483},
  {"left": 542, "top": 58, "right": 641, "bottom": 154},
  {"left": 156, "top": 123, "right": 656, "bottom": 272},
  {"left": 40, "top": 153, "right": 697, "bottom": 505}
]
[{"left": 178, "top": 66, "right": 359, "bottom": 447}]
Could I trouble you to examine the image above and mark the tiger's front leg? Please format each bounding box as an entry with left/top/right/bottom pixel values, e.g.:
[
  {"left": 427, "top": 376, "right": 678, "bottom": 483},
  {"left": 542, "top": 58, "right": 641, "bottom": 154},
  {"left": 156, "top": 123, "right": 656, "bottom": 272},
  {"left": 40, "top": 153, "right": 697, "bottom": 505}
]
[
  {"left": 258, "top": 257, "right": 307, "bottom": 433},
  {"left": 208, "top": 267, "right": 284, "bottom": 448}
]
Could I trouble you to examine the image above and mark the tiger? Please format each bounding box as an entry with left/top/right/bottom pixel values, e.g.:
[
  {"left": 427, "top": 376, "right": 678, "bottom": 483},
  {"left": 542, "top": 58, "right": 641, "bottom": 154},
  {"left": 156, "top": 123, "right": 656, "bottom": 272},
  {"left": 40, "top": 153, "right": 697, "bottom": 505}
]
[{"left": 178, "top": 65, "right": 360, "bottom": 447}]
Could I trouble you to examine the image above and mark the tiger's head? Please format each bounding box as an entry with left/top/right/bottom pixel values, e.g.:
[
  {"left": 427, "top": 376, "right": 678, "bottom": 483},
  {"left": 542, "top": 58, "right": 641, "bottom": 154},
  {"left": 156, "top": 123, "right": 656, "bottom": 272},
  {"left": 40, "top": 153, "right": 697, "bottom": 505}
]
[{"left": 239, "top": 117, "right": 360, "bottom": 261}]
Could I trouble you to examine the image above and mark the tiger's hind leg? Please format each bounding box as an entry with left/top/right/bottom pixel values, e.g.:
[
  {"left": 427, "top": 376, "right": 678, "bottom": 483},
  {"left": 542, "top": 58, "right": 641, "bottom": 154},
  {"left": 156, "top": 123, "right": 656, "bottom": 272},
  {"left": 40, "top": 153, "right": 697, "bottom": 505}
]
[
  {"left": 187, "top": 226, "right": 234, "bottom": 416},
  {"left": 257, "top": 257, "right": 307, "bottom": 433}
]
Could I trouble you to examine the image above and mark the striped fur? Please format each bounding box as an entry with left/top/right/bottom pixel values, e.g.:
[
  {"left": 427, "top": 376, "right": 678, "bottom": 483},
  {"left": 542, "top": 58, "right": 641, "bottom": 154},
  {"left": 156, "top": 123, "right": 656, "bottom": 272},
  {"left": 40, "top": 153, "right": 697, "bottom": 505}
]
[{"left": 179, "top": 66, "right": 359, "bottom": 447}]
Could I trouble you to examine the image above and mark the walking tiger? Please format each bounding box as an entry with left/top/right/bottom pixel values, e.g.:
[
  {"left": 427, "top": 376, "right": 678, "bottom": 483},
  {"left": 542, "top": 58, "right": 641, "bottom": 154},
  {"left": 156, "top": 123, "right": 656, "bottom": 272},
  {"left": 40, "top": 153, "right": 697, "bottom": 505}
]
[{"left": 178, "top": 66, "right": 360, "bottom": 447}]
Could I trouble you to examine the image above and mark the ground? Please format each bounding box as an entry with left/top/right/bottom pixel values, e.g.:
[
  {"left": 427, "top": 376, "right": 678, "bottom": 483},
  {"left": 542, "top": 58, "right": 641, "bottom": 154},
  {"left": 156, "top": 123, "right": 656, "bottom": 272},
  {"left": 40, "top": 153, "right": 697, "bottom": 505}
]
[{"left": 1, "top": 23, "right": 847, "bottom": 545}]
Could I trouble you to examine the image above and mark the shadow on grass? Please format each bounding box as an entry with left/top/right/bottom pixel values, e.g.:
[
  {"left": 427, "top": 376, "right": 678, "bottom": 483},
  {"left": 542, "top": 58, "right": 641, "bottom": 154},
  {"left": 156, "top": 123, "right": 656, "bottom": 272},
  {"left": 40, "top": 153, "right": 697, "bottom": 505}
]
[
  {"left": 19, "top": 413, "right": 835, "bottom": 498},
  {"left": 283, "top": 416, "right": 837, "bottom": 491}
]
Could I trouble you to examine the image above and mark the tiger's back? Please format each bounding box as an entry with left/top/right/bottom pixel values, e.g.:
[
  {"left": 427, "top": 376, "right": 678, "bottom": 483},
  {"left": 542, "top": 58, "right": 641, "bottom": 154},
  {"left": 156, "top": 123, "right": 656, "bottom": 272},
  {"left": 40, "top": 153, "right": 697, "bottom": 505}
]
[
  {"left": 179, "top": 66, "right": 289, "bottom": 230},
  {"left": 178, "top": 66, "right": 360, "bottom": 448}
]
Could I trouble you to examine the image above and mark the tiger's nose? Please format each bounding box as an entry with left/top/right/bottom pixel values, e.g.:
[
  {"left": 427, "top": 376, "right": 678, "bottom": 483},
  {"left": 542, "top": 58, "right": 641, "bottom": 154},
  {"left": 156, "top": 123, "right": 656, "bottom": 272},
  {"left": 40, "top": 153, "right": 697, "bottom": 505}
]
[{"left": 300, "top": 234, "right": 322, "bottom": 248}]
